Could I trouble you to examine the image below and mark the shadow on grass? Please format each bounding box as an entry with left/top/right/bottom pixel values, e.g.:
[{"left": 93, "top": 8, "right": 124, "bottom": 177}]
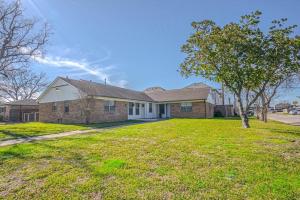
[
  {"left": 266, "top": 128, "right": 300, "bottom": 136},
  {"left": 82, "top": 120, "right": 143, "bottom": 129},
  {"left": 0, "top": 138, "right": 110, "bottom": 179},
  {"left": 0, "top": 130, "right": 32, "bottom": 140},
  {"left": 213, "top": 117, "right": 241, "bottom": 120},
  {"left": 0, "top": 149, "right": 27, "bottom": 161}
]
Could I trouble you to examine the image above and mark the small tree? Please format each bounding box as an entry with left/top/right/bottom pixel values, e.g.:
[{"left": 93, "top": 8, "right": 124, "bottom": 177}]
[
  {"left": 0, "top": 69, "right": 48, "bottom": 101},
  {"left": 256, "top": 19, "right": 300, "bottom": 122},
  {"left": 0, "top": 1, "right": 48, "bottom": 77},
  {"left": 180, "top": 11, "right": 266, "bottom": 128},
  {"left": 180, "top": 11, "right": 300, "bottom": 128}
]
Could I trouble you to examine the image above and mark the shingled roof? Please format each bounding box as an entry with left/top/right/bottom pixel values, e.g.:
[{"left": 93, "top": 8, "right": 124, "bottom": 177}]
[
  {"left": 144, "top": 87, "right": 211, "bottom": 102},
  {"left": 60, "top": 77, "right": 153, "bottom": 102},
  {"left": 58, "top": 77, "right": 211, "bottom": 102}
]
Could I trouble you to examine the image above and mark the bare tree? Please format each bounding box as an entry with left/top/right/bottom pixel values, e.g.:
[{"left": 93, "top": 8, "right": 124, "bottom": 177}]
[
  {"left": 78, "top": 90, "right": 94, "bottom": 124},
  {"left": 0, "top": 1, "right": 49, "bottom": 77},
  {"left": 0, "top": 69, "right": 48, "bottom": 101},
  {"left": 257, "top": 76, "right": 298, "bottom": 122},
  {"left": 292, "top": 100, "right": 298, "bottom": 107}
]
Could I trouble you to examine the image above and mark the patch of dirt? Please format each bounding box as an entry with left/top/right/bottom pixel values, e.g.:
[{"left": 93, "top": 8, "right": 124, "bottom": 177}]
[
  {"left": 90, "top": 191, "right": 103, "bottom": 200},
  {"left": 0, "top": 174, "right": 25, "bottom": 197},
  {"left": 191, "top": 150, "right": 210, "bottom": 158},
  {"left": 281, "top": 139, "right": 300, "bottom": 160}
]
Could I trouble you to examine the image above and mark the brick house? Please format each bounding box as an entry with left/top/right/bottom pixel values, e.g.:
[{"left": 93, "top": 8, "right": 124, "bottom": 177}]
[
  {"left": 38, "top": 77, "right": 227, "bottom": 123},
  {"left": 0, "top": 99, "right": 39, "bottom": 122}
]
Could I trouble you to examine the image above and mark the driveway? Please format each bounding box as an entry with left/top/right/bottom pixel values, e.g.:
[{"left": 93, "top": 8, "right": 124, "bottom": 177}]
[{"left": 268, "top": 113, "right": 300, "bottom": 126}]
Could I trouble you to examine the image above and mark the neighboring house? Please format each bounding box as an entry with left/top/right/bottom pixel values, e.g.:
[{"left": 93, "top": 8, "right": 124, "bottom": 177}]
[
  {"left": 38, "top": 77, "right": 228, "bottom": 123},
  {"left": 275, "top": 103, "right": 292, "bottom": 112},
  {"left": 0, "top": 99, "right": 39, "bottom": 122}
]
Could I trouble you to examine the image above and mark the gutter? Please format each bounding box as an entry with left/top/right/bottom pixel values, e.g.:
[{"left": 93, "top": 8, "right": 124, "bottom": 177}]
[{"left": 204, "top": 100, "right": 207, "bottom": 118}]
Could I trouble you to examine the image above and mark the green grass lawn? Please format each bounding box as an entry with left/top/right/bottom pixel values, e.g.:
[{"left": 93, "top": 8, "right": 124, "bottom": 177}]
[
  {"left": 0, "top": 120, "right": 140, "bottom": 141},
  {"left": 0, "top": 119, "right": 299, "bottom": 199}
]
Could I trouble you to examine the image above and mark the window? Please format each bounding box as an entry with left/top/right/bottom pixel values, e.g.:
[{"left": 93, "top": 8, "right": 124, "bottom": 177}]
[
  {"left": 52, "top": 102, "right": 57, "bottom": 112},
  {"left": 129, "top": 102, "right": 134, "bottom": 115},
  {"left": 0, "top": 107, "right": 6, "bottom": 113},
  {"left": 149, "top": 103, "right": 152, "bottom": 113},
  {"left": 104, "top": 100, "right": 115, "bottom": 112},
  {"left": 64, "top": 102, "right": 69, "bottom": 113},
  {"left": 135, "top": 103, "right": 140, "bottom": 115},
  {"left": 181, "top": 102, "right": 192, "bottom": 112}
]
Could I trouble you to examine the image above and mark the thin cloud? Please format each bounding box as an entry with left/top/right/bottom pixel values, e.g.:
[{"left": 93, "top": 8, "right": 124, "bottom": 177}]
[{"left": 34, "top": 55, "right": 128, "bottom": 88}]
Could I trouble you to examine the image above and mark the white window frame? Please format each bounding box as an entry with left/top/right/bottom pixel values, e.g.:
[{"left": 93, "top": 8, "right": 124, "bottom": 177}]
[
  {"left": 149, "top": 103, "right": 153, "bottom": 113},
  {"left": 135, "top": 103, "right": 140, "bottom": 115},
  {"left": 128, "top": 102, "right": 134, "bottom": 115},
  {"left": 180, "top": 102, "right": 192, "bottom": 112},
  {"left": 52, "top": 102, "right": 57, "bottom": 112},
  {"left": 104, "top": 100, "right": 116, "bottom": 113}
]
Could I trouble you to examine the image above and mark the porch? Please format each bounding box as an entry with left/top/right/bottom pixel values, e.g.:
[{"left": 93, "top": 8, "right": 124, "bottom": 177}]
[{"left": 127, "top": 102, "right": 170, "bottom": 120}]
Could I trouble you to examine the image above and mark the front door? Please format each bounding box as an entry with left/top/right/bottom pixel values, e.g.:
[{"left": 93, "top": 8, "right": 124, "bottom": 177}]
[
  {"left": 159, "top": 104, "right": 165, "bottom": 118},
  {"left": 23, "top": 113, "right": 36, "bottom": 122},
  {"left": 141, "top": 103, "right": 145, "bottom": 118}
]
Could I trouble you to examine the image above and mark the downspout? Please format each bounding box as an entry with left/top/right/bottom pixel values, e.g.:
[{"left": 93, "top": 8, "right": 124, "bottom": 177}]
[
  {"left": 204, "top": 100, "right": 207, "bottom": 118},
  {"left": 19, "top": 105, "right": 22, "bottom": 122}
]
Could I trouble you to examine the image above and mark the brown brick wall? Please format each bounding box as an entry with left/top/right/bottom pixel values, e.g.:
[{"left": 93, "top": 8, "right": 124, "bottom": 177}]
[
  {"left": 39, "top": 99, "right": 128, "bottom": 123},
  {"left": 206, "top": 102, "right": 214, "bottom": 118},
  {"left": 170, "top": 101, "right": 214, "bottom": 118}
]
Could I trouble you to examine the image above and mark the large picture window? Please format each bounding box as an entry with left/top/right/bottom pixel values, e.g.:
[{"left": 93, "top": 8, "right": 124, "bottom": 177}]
[
  {"left": 180, "top": 102, "right": 192, "bottom": 112},
  {"left": 104, "top": 100, "right": 115, "bottom": 112},
  {"left": 135, "top": 103, "right": 140, "bottom": 115},
  {"left": 128, "top": 102, "right": 134, "bottom": 115},
  {"left": 149, "top": 103, "right": 152, "bottom": 113}
]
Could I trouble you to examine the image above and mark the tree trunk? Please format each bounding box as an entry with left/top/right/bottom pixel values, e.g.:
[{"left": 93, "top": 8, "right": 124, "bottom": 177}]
[
  {"left": 240, "top": 113, "right": 250, "bottom": 128},
  {"left": 260, "top": 108, "right": 265, "bottom": 122},
  {"left": 255, "top": 105, "right": 260, "bottom": 119},
  {"left": 260, "top": 95, "right": 269, "bottom": 123},
  {"left": 237, "top": 96, "right": 250, "bottom": 128},
  {"left": 85, "top": 113, "right": 90, "bottom": 125},
  {"left": 262, "top": 106, "right": 268, "bottom": 123},
  {"left": 260, "top": 94, "right": 265, "bottom": 122}
]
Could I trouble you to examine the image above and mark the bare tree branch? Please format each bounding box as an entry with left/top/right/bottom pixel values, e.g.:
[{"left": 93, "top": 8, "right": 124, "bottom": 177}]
[
  {"left": 0, "top": 69, "right": 48, "bottom": 101},
  {"left": 0, "top": 1, "right": 49, "bottom": 77}
]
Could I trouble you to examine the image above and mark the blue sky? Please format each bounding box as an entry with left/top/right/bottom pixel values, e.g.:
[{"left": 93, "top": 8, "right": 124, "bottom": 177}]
[{"left": 22, "top": 0, "right": 300, "bottom": 104}]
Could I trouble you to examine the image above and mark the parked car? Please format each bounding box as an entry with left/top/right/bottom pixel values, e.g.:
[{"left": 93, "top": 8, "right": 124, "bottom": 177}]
[
  {"left": 289, "top": 110, "right": 299, "bottom": 115},
  {"left": 247, "top": 110, "right": 254, "bottom": 116}
]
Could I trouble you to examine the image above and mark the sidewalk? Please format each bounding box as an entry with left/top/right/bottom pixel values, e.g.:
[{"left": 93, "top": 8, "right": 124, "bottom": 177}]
[
  {"left": 0, "top": 129, "right": 102, "bottom": 147},
  {"left": 268, "top": 113, "right": 300, "bottom": 126},
  {"left": 0, "top": 121, "right": 148, "bottom": 147}
]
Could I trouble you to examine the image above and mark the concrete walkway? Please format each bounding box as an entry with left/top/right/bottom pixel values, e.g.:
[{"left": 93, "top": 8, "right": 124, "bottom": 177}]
[
  {"left": 0, "top": 129, "right": 104, "bottom": 147},
  {"left": 269, "top": 113, "right": 300, "bottom": 126},
  {"left": 0, "top": 121, "right": 149, "bottom": 147}
]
